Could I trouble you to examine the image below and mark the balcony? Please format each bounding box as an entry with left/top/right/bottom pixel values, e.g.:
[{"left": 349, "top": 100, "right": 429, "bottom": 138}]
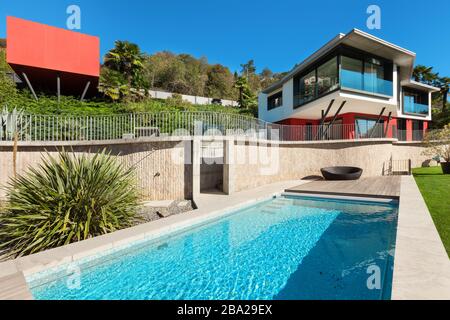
[
  {"left": 403, "top": 98, "right": 429, "bottom": 115},
  {"left": 340, "top": 70, "right": 393, "bottom": 97}
]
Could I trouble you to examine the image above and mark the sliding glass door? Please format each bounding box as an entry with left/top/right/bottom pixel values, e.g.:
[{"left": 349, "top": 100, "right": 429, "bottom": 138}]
[{"left": 355, "top": 118, "right": 384, "bottom": 139}]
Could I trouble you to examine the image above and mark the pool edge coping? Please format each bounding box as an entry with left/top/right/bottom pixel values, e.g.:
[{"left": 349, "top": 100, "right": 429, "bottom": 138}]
[{"left": 391, "top": 176, "right": 450, "bottom": 300}]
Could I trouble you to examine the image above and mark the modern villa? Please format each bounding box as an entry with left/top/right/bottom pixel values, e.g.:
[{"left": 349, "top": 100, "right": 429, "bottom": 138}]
[
  {"left": 259, "top": 29, "right": 440, "bottom": 141},
  {"left": 0, "top": 17, "right": 449, "bottom": 302}
]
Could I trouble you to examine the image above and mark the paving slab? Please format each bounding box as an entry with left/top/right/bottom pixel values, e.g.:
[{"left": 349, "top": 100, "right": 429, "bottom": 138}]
[{"left": 392, "top": 176, "right": 450, "bottom": 300}]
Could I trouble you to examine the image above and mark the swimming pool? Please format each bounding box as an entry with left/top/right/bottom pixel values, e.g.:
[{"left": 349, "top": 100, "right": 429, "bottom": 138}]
[{"left": 27, "top": 195, "right": 399, "bottom": 300}]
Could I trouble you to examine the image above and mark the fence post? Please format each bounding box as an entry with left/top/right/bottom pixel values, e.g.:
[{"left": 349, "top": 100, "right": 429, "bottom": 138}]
[
  {"left": 194, "top": 120, "right": 203, "bottom": 137},
  {"left": 408, "top": 159, "right": 412, "bottom": 176}
]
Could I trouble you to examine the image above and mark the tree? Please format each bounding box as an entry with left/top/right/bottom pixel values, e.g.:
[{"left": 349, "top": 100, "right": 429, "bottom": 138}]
[
  {"left": 234, "top": 76, "right": 257, "bottom": 113},
  {"left": 142, "top": 51, "right": 238, "bottom": 100},
  {"left": 240, "top": 60, "right": 261, "bottom": 93},
  {"left": 0, "top": 49, "right": 18, "bottom": 105},
  {"left": 240, "top": 60, "right": 257, "bottom": 79},
  {"left": 259, "top": 67, "right": 285, "bottom": 90},
  {"left": 144, "top": 51, "right": 190, "bottom": 94},
  {"left": 423, "top": 124, "right": 450, "bottom": 173},
  {"left": 205, "top": 64, "right": 235, "bottom": 99},
  {"left": 103, "top": 40, "right": 145, "bottom": 88},
  {"left": 178, "top": 54, "right": 208, "bottom": 96},
  {"left": 413, "top": 65, "right": 437, "bottom": 85},
  {"left": 413, "top": 65, "right": 449, "bottom": 112},
  {"left": 100, "top": 41, "right": 148, "bottom": 102},
  {"left": 98, "top": 67, "right": 131, "bottom": 102},
  {"left": 437, "top": 77, "right": 449, "bottom": 111}
]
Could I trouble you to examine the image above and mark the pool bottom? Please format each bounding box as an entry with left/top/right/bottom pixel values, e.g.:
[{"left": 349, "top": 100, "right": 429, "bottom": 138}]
[{"left": 27, "top": 195, "right": 399, "bottom": 300}]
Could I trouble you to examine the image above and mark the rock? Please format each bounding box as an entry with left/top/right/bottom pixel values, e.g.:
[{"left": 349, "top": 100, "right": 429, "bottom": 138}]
[
  {"left": 142, "top": 200, "right": 174, "bottom": 208},
  {"left": 177, "top": 201, "right": 190, "bottom": 208}
]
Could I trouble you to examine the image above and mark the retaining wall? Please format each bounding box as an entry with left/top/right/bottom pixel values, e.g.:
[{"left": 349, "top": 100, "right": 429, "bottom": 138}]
[
  {"left": 229, "top": 140, "right": 430, "bottom": 193},
  {"left": 0, "top": 139, "right": 190, "bottom": 201},
  {"left": 0, "top": 138, "right": 431, "bottom": 201}
]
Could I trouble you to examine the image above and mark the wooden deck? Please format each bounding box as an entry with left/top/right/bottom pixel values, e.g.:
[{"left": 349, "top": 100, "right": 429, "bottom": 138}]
[{"left": 286, "top": 176, "right": 401, "bottom": 199}]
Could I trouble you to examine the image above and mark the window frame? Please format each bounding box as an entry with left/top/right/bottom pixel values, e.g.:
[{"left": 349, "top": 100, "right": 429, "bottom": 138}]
[
  {"left": 293, "top": 52, "right": 340, "bottom": 109},
  {"left": 293, "top": 45, "right": 394, "bottom": 109},
  {"left": 267, "top": 91, "right": 283, "bottom": 110},
  {"left": 402, "top": 88, "right": 429, "bottom": 117},
  {"left": 354, "top": 117, "right": 385, "bottom": 139}
]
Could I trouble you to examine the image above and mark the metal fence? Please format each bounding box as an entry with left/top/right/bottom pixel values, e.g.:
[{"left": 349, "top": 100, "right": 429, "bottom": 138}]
[
  {"left": 0, "top": 112, "right": 265, "bottom": 142},
  {"left": 0, "top": 111, "right": 427, "bottom": 143}
]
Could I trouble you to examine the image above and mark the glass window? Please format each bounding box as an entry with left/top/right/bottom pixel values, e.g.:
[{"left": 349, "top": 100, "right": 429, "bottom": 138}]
[
  {"left": 364, "top": 58, "right": 386, "bottom": 94},
  {"left": 267, "top": 91, "right": 283, "bottom": 110},
  {"left": 317, "top": 57, "right": 338, "bottom": 96},
  {"left": 355, "top": 118, "right": 384, "bottom": 139},
  {"left": 323, "top": 119, "right": 343, "bottom": 140},
  {"left": 341, "top": 56, "right": 363, "bottom": 91},
  {"left": 299, "top": 70, "right": 316, "bottom": 105},
  {"left": 397, "top": 119, "right": 407, "bottom": 141},
  {"left": 403, "top": 89, "right": 429, "bottom": 115},
  {"left": 341, "top": 54, "right": 392, "bottom": 96},
  {"left": 412, "top": 120, "right": 424, "bottom": 141}
]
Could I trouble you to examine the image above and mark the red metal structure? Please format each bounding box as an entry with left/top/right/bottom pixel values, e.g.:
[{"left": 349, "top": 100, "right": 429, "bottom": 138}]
[{"left": 6, "top": 16, "right": 100, "bottom": 98}]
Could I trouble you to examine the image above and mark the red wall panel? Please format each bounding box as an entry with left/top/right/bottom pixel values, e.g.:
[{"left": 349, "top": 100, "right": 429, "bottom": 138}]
[{"left": 6, "top": 16, "right": 99, "bottom": 77}]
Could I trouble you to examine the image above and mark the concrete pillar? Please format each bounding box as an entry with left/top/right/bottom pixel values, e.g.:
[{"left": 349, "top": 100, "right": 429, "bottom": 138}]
[
  {"left": 223, "top": 138, "right": 235, "bottom": 195},
  {"left": 385, "top": 118, "right": 397, "bottom": 139},
  {"left": 406, "top": 120, "right": 413, "bottom": 141},
  {"left": 191, "top": 121, "right": 203, "bottom": 200},
  {"left": 342, "top": 113, "right": 355, "bottom": 139},
  {"left": 192, "top": 138, "right": 201, "bottom": 200}
]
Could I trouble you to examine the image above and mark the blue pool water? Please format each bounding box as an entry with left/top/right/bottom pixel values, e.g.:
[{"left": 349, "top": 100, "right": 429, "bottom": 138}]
[{"left": 28, "top": 196, "right": 398, "bottom": 300}]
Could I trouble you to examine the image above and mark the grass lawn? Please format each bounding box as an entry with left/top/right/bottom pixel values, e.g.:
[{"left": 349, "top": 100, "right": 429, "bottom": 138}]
[{"left": 413, "top": 166, "right": 450, "bottom": 257}]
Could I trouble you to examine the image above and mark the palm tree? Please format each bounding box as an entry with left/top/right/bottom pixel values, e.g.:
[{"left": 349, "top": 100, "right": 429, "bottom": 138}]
[
  {"left": 413, "top": 66, "right": 450, "bottom": 111},
  {"left": 438, "top": 77, "right": 449, "bottom": 111},
  {"left": 103, "top": 40, "right": 145, "bottom": 87},
  {"left": 413, "top": 65, "right": 438, "bottom": 85}
]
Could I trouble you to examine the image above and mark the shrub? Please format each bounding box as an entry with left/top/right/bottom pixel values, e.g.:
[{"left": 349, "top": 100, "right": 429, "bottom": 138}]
[
  {"left": 0, "top": 150, "right": 139, "bottom": 259},
  {"left": 423, "top": 124, "right": 450, "bottom": 162}
]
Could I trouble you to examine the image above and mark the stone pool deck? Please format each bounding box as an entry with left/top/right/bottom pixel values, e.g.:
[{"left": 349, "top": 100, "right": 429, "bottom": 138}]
[
  {"left": 0, "top": 177, "right": 449, "bottom": 300},
  {"left": 392, "top": 176, "right": 450, "bottom": 300}
]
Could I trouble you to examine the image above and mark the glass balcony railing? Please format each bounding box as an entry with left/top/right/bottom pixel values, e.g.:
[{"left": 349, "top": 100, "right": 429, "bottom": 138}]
[
  {"left": 403, "top": 98, "right": 429, "bottom": 115},
  {"left": 340, "top": 70, "right": 393, "bottom": 96}
]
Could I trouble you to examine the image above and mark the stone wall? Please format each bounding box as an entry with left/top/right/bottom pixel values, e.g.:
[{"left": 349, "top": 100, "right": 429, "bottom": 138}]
[
  {"left": 0, "top": 139, "right": 190, "bottom": 201},
  {"left": 230, "top": 140, "right": 430, "bottom": 193},
  {"left": 0, "top": 138, "right": 432, "bottom": 202}
]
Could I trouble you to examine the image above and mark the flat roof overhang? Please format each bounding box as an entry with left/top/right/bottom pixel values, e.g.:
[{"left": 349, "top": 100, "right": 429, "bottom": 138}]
[
  {"left": 401, "top": 80, "right": 440, "bottom": 92},
  {"left": 286, "top": 91, "right": 398, "bottom": 121},
  {"left": 341, "top": 29, "right": 416, "bottom": 81},
  {"left": 263, "top": 29, "right": 416, "bottom": 94}
]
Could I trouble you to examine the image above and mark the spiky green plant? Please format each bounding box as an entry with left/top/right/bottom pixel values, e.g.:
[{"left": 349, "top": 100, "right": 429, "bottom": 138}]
[{"left": 0, "top": 149, "right": 139, "bottom": 259}]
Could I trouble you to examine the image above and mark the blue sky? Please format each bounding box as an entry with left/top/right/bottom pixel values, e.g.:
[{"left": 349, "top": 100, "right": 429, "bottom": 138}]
[{"left": 1, "top": 0, "right": 449, "bottom": 76}]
